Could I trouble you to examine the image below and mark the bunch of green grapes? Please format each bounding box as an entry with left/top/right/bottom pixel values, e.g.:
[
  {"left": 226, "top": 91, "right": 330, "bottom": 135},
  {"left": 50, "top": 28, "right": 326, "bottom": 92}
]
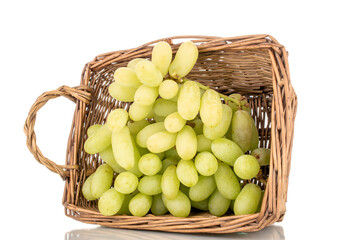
[{"left": 82, "top": 40, "right": 271, "bottom": 218}]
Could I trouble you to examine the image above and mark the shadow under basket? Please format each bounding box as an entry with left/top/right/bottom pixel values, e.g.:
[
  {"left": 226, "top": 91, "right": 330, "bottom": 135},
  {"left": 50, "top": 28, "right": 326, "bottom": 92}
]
[{"left": 24, "top": 35, "right": 297, "bottom": 233}]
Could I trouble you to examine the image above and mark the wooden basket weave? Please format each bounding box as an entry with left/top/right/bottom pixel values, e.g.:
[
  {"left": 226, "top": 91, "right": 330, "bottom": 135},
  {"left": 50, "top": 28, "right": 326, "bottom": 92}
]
[{"left": 24, "top": 35, "right": 297, "bottom": 233}]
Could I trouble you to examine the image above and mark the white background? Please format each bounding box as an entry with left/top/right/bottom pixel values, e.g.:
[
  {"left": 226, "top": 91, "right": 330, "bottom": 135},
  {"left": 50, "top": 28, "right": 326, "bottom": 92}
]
[{"left": 1, "top": 1, "right": 359, "bottom": 239}]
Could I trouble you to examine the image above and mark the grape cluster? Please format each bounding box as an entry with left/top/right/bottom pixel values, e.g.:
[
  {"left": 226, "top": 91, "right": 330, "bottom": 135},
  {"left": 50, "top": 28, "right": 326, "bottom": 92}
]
[{"left": 82, "top": 41, "right": 271, "bottom": 217}]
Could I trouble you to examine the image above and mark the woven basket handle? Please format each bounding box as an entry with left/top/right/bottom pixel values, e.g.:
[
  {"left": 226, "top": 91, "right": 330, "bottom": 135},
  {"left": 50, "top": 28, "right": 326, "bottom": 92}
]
[{"left": 24, "top": 85, "right": 91, "bottom": 180}]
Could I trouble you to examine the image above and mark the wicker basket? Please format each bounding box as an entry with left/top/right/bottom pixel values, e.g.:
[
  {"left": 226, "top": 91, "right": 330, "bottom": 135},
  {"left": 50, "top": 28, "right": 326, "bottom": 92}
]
[{"left": 24, "top": 35, "right": 297, "bottom": 233}]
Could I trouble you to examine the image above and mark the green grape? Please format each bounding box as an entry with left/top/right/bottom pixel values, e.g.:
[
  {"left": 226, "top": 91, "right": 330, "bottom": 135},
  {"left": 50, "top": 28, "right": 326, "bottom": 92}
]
[
  {"left": 135, "top": 60, "right": 163, "bottom": 87},
  {"left": 228, "top": 93, "right": 241, "bottom": 113},
  {"left": 159, "top": 79, "right": 179, "bottom": 99},
  {"left": 191, "top": 198, "right": 208, "bottom": 211},
  {"left": 189, "top": 118, "right": 203, "bottom": 135},
  {"left": 179, "top": 184, "right": 189, "bottom": 195},
  {"left": 146, "top": 108, "right": 155, "bottom": 119},
  {"left": 112, "top": 126, "right": 135, "bottom": 170},
  {"left": 211, "top": 138, "right": 244, "bottom": 166},
  {"left": 196, "top": 135, "right": 213, "bottom": 152},
  {"left": 153, "top": 113, "right": 166, "bottom": 123},
  {"left": 90, "top": 164, "right": 114, "bottom": 199},
  {"left": 232, "top": 110, "right": 253, "bottom": 152},
  {"left": 99, "top": 146, "right": 126, "bottom": 173},
  {"left": 169, "top": 41, "right": 198, "bottom": 79},
  {"left": 146, "top": 131, "right": 177, "bottom": 153},
  {"left": 200, "top": 89, "right": 223, "bottom": 128},
  {"left": 194, "top": 151, "right": 218, "bottom": 176},
  {"left": 164, "top": 112, "right": 186, "bottom": 133},
  {"left": 176, "top": 159, "right": 198, "bottom": 187},
  {"left": 208, "top": 189, "right": 231, "bottom": 217},
  {"left": 153, "top": 98, "right": 177, "bottom": 117},
  {"left": 87, "top": 124, "right": 102, "bottom": 137},
  {"left": 214, "top": 162, "right": 240, "bottom": 200},
  {"left": 249, "top": 117, "right": 259, "bottom": 151},
  {"left": 162, "top": 190, "right": 191, "bottom": 217},
  {"left": 106, "top": 109, "right": 128, "bottom": 132},
  {"left": 136, "top": 122, "right": 165, "bottom": 148},
  {"left": 84, "top": 125, "right": 112, "bottom": 154},
  {"left": 108, "top": 82, "right": 137, "bottom": 102},
  {"left": 156, "top": 151, "right": 165, "bottom": 160},
  {"left": 152, "top": 41, "right": 172, "bottom": 77},
  {"left": 98, "top": 188, "right": 124, "bottom": 216},
  {"left": 161, "top": 165, "right": 180, "bottom": 200},
  {"left": 138, "top": 175, "right": 162, "bottom": 195},
  {"left": 151, "top": 194, "right": 168, "bottom": 215},
  {"left": 129, "top": 102, "right": 153, "bottom": 121},
  {"left": 82, "top": 173, "right": 96, "bottom": 201},
  {"left": 203, "top": 104, "right": 232, "bottom": 140},
  {"left": 127, "top": 58, "right": 145, "bottom": 70},
  {"left": 113, "top": 67, "right": 142, "bottom": 88},
  {"left": 134, "top": 84, "right": 159, "bottom": 106},
  {"left": 189, "top": 175, "right": 216, "bottom": 202},
  {"left": 251, "top": 148, "right": 270, "bottom": 166},
  {"left": 177, "top": 81, "right": 200, "bottom": 120},
  {"left": 127, "top": 119, "right": 150, "bottom": 136},
  {"left": 233, "top": 155, "right": 260, "bottom": 180},
  {"left": 129, "top": 193, "right": 152, "bottom": 217},
  {"left": 256, "top": 191, "right": 265, "bottom": 213},
  {"left": 165, "top": 148, "right": 180, "bottom": 160},
  {"left": 118, "top": 191, "right": 138, "bottom": 215},
  {"left": 138, "top": 153, "right": 162, "bottom": 176},
  {"left": 234, "top": 183, "right": 261, "bottom": 215},
  {"left": 159, "top": 157, "right": 179, "bottom": 174},
  {"left": 176, "top": 125, "right": 197, "bottom": 160},
  {"left": 114, "top": 172, "right": 138, "bottom": 194}
]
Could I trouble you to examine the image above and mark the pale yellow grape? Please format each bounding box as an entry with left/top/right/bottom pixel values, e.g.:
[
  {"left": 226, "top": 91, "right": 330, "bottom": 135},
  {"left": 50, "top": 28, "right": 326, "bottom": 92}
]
[
  {"left": 165, "top": 148, "right": 180, "bottom": 160},
  {"left": 99, "top": 146, "right": 126, "bottom": 173},
  {"left": 127, "top": 58, "right": 145, "bottom": 70},
  {"left": 109, "top": 82, "right": 137, "bottom": 102},
  {"left": 134, "top": 85, "right": 159, "bottom": 106},
  {"left": 159, "top": 79, "right": 179, "bottom": 100},
  {"left": 196, "top": 134, "right": 213, "bottom": 152},
  {"left": 138, "top": 153, "right": 162, "bottom": 176},
  {"left": 135, "top": 60, "right": 163, "bottom": 87},
  {"left": 146, "top": 131, "right": 177, "bottom": 153},
  {"left": 112, "top": 126, "right": 135, "bottom": 170},
  {"left": 138, "top": 175, "right": 162, "bottom": 195},
  {"left": 169, "top": 84, "right": 181, "bottom": 102},
  {"left": 118, "top": 191, "right": 137, "bottom": 215},
  {"left": 189, "top": 118, "right": 203, "bottom": 135},
  {"left": 231, "top": 110, "right": 253, "bottom": 152},
  {"left": 208, "top": 189, "right": 231, "bottom": 217},
  {"left": 151, "top": 194, "right": 168, "bottom": 215},
  {"left": 129, "top": 102, "right": 153, "bottom": 121},
  {"left": 169, "top": 41, "right": 198, "bottom": 79},
  {"left": 152, "top": 41, "right": 172, "bottom": 77},
  {"left": 127, "top": 119, "right": 150, "bottom": 136},
  {"left": 87, "top": 124, "right": 102, "bottom": 137},
  {"left": 114, "top": 172, "right": 138, "bottom": 194},
  {"left": 161, "top": 165, "right": 180, "bottom": 200},
  {"left": 153, "top": 98, "right": 177, "bottom": 117},
  {"left": 136, "top": 122, "right": 165, "bottom": 148},
  {"left": 233, "top": 155, "right": 260, "bottom": 180},
  {"left": 191, "top": 198, "right": 208, "bottom": 211},
  {"left": 203, "top": 104, "right": 232, "bottom": 140},
  {"left": 164, "top": 112, "right": 186, "bottom": 133},
  {"left": 194, "top": 151, "right": 218, "bottom": 176},
  {"left": 249, "top": 117, "right": 259, "bottom": 151},
  {"left": 153, "top": 113, "right": 165, "bottom": 123},
  {"left": 159, "top": 157, "right": 179, "bottom": 174},
  {"left": 189, "top": 175, "right": 216, "bottom": 202},
  {"left": 176, "top": 125, "right": 197, "bottom": 160},
  {"left": 251, "top": 148, "right": 271, "bottom": 166},
  {"left": 162, "top": 190, "right": 191, "bottom": 217},
  {"left": 82, "top": 173, "right": 96, "bottom": 201},
  {"left": 113, "top": 67, "right": 142, "bottom": 88},
  {"left": 84, "top": 125, "right": 112, "bottom": 154},
  {"left": 211, "top": 138, "right": 244, "bottom": 166},
  {"left": 98, "top": 188, "right": 124, "bottom": 216},
  {"left": 90, "top": 164, "right": 114, "bottom": 199},
  {"left": 177, "top": 81, "right": 200, "bottom": 120},
  {"left": 214, "top": 162, "right": 240, "bottom": 200},
  {"left": 234, "top": 183, "right": 261, "bottom": 215},
  {"left": 106, "top": 109, "right": 128, "bottom": 132},
  {"left": 200, "top": 89, "right": 223, "bottom": 128},
  {"left": 176, "top": 159, "right": 198, "bottom": 187},
  {"left": 129, "top": 193, "right": 152, "bottom": 217}
]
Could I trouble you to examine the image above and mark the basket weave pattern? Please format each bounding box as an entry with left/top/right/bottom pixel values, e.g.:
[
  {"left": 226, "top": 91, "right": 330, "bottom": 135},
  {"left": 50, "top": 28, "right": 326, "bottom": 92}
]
[{"left": 24, "top": 35, "right": 297, "bottom": 233}]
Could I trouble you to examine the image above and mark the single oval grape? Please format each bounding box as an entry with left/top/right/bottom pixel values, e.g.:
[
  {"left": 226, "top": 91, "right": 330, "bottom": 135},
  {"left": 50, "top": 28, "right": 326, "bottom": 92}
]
[
  {"left": 200, "top": 89, "right": 223, "bottom": 128},
  {"left": 194, "top": 151, "right": 218, "bottom": 176},
  {"left": 135, "top": 60, "right": 163, "bottom": 87},
  {"left": 233, "top": 155, "right": 260, "bottom": 180},
  {"left": 169, "top": 41, "right": 198, "bottom": 79},
  {"left": 211, "top": 138, "right": 244, "bottom": 166},
  {"left": 159, "top": 79, "right": 179, "bottom": 99},
  {"left": 114, "top": 172, "right": 138, "bottom": 194},
  {"left": 90, "top": 164, "right": 114, "bottom": 199},
  {"left": 146, "top": 131, "right": 177, "bottom": 153},
  {"left": 177, "top": 81, "right": 200, "bottom": 120},
  {"left": 176, "top": 125, "right": 197, "bottom": 160},
  {"left": 162, "top": 190, "right": 191, "bottom": 217},
  {"left": 164, "top": 112, "right": 186, "bottom": 133},
  {"left": 84, "top": 125, "right": 112, "bottom": 154},
  {"left": 106, "top": 109, "right": 128, "bottom": 132},
  {"left": 176, "top": 159, "right": 198, "bottom": 187},
  {"left": 136, "top": 122, "right": 165, "bottom": 148},
  {"left": 138, "top": 175, "right": 162, "bottom": 195},
  {"left": 234, "top": 183, "right": 261, "bottom": 215},
  {"left": 129, "top": 193, "right": 152, "bottom": 217},
  {"left": 138, "top": 153, "right": 162, "bottom": 176},
  {"left": 152, "top": 41, "right": 172, "bottom": 77},
  {"left": 108, "top": 82, "right": 138, "bottom": 102},
  {"left": 113, "top": 67, "right": 142, "bottom": 88},
  {"left": 208, "top": 189, "right": 231, "bottom": 217},
  {"left": 203, "top": 104, "right": 232, "bottom": 140},
  {"left": 112, "top": 126, "right": 135, "bottom": 170},
  {"left": 214, "top": 162, "right": 241, "bottom": 200},
  {"left": 161, "top": 165, "right": 180, "bottom": 200},
  {"left": 98, "top": 188, "right": 125, "bottom": 216},
  {"left": 251, "top": 148, "right": 271, "bottom": 166},
  {"left": 189, "top": 175, "right": 216, "bottom": 202}
]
